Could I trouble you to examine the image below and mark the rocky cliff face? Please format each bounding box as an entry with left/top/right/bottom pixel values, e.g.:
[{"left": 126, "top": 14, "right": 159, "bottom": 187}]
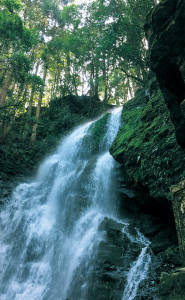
[
  {"left": 110, "top": 80, "right": 184, "bottom": 299},
  {"left": 144, "top": 0, "right": 185, "bottom": 149},
  {"left": 144, "top": 1, "right": 185, "bottom": 296},
  {"left": 110, "top": 0, "right": 185, "bottom": 297},
  {"left": 110, "top": 84, "right": 185, "bottom": 202},
  {"left": 110, "top": 80, "right": 182, "bottom": 259}
]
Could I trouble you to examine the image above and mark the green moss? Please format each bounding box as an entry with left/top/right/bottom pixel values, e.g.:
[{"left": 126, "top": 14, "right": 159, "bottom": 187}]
[
  {"left": 110, "top": 88, "right": 185, "bottom": 199},
  {"left": 82, "top": 113, "right": 110, "bottom": 155},
  {"left": 90, "top": 113, "right": 110, "bottom": 141}
]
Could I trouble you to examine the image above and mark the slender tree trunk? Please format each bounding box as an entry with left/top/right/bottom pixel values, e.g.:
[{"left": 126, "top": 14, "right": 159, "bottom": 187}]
[
  {"left": 28, "top": 86, "right": 35, "bottom": 115},
  {"left": 0, "top": 73, "right": 12, "bottom": 107},
  {"left": 87, "top": 64, "right": 95, "bottom": 116},
  {"left": 0, "top": 69, "right": 7, "bottom": 86},
  {"left": 94, "top": 66, "right": 99, "bottom": 99},
  {"left": 103, "top": 59, "right": 108, "bottom": 105},
  {"left": 82, "top": 70, "right": 85, "bottom": 95},
  {"left": 30, "top": 67, "right": 47, "bottom": 144},
  {"left": 0, "top": 85, "right": 23, "bottom": 143},
  {"left": 55, "top": 69, "right": 61, "bottom": 97},
  {"left": 63, "top": 53, "right": 71, "bottom": 95},
  {"left": 90, "top": 63, "right": 95, "bottom": 97},
  {"left": 52, "top": 72, "right": 57, "bottom": 99},
  {"left": 22, "top": 61, "right": 40, "bottom": 142},
  {"left": 28, "top": 60, "right": 40, "bottom": 115},
  {"left": 73, "top": 75, "right": 78, "bottom": 96},
  {"left": 128, "top": 79, "right": 134, "bottom": 99},
  {"left": 0, "top": 81, "right": 16, "bottom": 140}
]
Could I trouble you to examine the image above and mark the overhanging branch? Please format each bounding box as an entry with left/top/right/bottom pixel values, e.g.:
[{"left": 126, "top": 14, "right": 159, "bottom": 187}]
[
  {"left": 0, "top": 103, "right": 21, "bottom": 110},
  {"left": 116, "top": 67, "right": 144, "bottom": 85}
]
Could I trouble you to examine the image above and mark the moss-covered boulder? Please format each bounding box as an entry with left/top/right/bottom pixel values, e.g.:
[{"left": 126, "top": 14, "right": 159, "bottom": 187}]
[
  {"left": 159, "top": 269, "right": 185, "bottom": 300},
  {"left": 110, "top": 88, "right": 185, "bottom": 200}
]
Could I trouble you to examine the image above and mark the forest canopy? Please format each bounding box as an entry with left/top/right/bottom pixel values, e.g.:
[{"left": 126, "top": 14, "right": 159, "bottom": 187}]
[{"left": 0, "top": 0, "right": 157, "bottom": 145}]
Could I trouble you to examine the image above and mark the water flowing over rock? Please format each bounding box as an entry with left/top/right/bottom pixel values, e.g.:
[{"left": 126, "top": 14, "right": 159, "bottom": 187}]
[{"left": 0, "top": 108, "right": 158, "bottom": 300}]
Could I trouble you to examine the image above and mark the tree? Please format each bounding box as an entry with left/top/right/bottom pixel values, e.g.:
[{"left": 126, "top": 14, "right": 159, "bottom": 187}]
[{"left": 0, "top": 0, "right": 156, "bottom": 144}]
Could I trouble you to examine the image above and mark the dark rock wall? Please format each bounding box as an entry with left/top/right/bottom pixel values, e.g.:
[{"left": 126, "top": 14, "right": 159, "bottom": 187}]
[
  {"left": 110, "top": 81, "right": 184, "bottom": 276},
  {"left": 81, "top": 217, "right": 158, "bottom": 300},
  {"left": 110, "top": 0, "right": 185, "bottom": 296},
  {"left": 145, "top": 0, "right": 185, "bottom": 149},
  {"left": 171, "top": 181, "right": 185, "bottom": 266},
  {"left": 144, "top": 0, "right": 185, "bottom": 293},
  {"left": 110, "top": 86, "right": 185, "bottom": 201}
]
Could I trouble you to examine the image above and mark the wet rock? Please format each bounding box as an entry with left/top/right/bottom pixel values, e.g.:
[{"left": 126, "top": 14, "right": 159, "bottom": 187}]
[
  {"left": 110, "top": 86, "right": 185, "bottom": 201},
  {"left": 83, "top": 217, "right": 158, "bottom": 300},
  {"left": 159, "top": 268, "right": 185, "bottom": 300},
  {"left": 170, "top": 180, "right": 185, "bottom": 265},
  {"left": 110, "top": 81, "right": 183, "bottom": 263}
]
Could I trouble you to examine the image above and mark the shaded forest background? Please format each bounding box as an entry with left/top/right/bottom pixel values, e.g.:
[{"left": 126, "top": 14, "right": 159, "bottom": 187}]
[{"left": 0, "top": 0, "right": 157, "bottom": 178}]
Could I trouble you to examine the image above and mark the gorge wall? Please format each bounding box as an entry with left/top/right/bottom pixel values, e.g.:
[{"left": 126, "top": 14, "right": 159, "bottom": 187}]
[
  {"left": 146, "top": 0, "right": 185, "bottom": 268},
  {"left": 110, "top": 79, "right": 185, "bottom": 299},
  {"left": 145, "top": 0, "right": 185, "bottom": 150},
  {"left": 110, "top": 0, "right": 185, "bottom": 298}
]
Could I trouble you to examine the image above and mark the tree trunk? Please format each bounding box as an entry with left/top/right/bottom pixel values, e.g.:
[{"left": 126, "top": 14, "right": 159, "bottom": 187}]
[
  {"left": 30, "top": 67, "right": 47, "bottom": 144},
  {"left": 55, "top": 68, "right": 61, "bottom": 97},
  {"left": 90, "top": 63, "right": 95, "bottom": 97},
  {"left": 22, "top": 61, "right": 40, "bottom": 142},
  {"left": 0, "top": 69, "right": 7, "bottom": 86},
  {"left": 103, "top": 59, "right": 108, "bottom": 105},
  {"left": 0, "top": 85, "right": 23, "bottom": 143},
  {"left": 0, "top": 73, "right": 12, "bottom": 107},
  {"left": 28, "top": 60, "right": 40, "bottom": 115},
  {"left": 128, "top": 79, "right": 134, "bottom": 100},
  {"left": 94, "top": 66, "right": 99, "bottom": 99}
]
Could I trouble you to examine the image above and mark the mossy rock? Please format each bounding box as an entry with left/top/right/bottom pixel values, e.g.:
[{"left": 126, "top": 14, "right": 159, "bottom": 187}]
[
  {"left": 110, "top": 88, "right": 185, "bottom": 199},
  {"left": 82, "top": 113, "right": 110, "bottom": 155},
  {"left": 159, "top": 269, "right": 185, "bottom": 300}
]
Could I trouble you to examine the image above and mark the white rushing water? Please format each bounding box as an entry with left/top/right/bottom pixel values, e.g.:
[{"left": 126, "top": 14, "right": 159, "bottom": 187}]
[{"left": 0, "top": 108, "right": 154, "bottom": 300}]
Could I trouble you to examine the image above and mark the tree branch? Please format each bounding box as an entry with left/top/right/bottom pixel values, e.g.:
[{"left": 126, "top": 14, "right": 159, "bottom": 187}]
[
  {"left": 0, "top": 103, "right": 21, "bottom": 110},
  {"left": 116, "top": 67, "right": 144, "bottom": 85}
]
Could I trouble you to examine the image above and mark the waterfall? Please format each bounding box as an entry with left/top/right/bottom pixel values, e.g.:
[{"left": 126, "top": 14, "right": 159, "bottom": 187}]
[{"left": 0, "top": 108, "right": 157, "bottom": 300}]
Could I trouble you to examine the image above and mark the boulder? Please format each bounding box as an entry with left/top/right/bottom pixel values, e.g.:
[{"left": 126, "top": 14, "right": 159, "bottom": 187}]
[{"left": 159, "top": 268, "right": 185, "bottom": 300}]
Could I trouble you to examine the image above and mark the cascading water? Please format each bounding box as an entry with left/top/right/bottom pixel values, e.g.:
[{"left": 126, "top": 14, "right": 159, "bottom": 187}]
[{"left": 0, "top": 108, "right": 157, "bottom": 300}]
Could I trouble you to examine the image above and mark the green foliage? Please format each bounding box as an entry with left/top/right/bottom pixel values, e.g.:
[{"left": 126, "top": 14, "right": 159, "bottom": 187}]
[
  {"left": 0, "top": 10, "right": 22, "bottom": 43},
  {"left": 1, "top": 0, "right": 21, "bottom": 13},
  {"left": 27, "top": 74, "right": 44, "bottom": 88},
  {"left": 41, "top": 0, "right": 64, "bottom": 26},
  {"left": 164, "top": 246, "right": 177, "bottom": 259},
  {"left": 37, "top": 105, "right": 86, "bottom": 143},
  {"left": 0, "top": 3, "right": 32, "bottom": 51},
  {"left": 61, "top": 4, "right": 80, "bottom": 28},
  {"left": 0, "top": 0, "right": 157, "bottom": 178},
  {"left": 0, "top": 99, "right": 88, "bottom": 178},
  {"left": 11, "top": 52, "right": 32, "bottom": 82}
]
